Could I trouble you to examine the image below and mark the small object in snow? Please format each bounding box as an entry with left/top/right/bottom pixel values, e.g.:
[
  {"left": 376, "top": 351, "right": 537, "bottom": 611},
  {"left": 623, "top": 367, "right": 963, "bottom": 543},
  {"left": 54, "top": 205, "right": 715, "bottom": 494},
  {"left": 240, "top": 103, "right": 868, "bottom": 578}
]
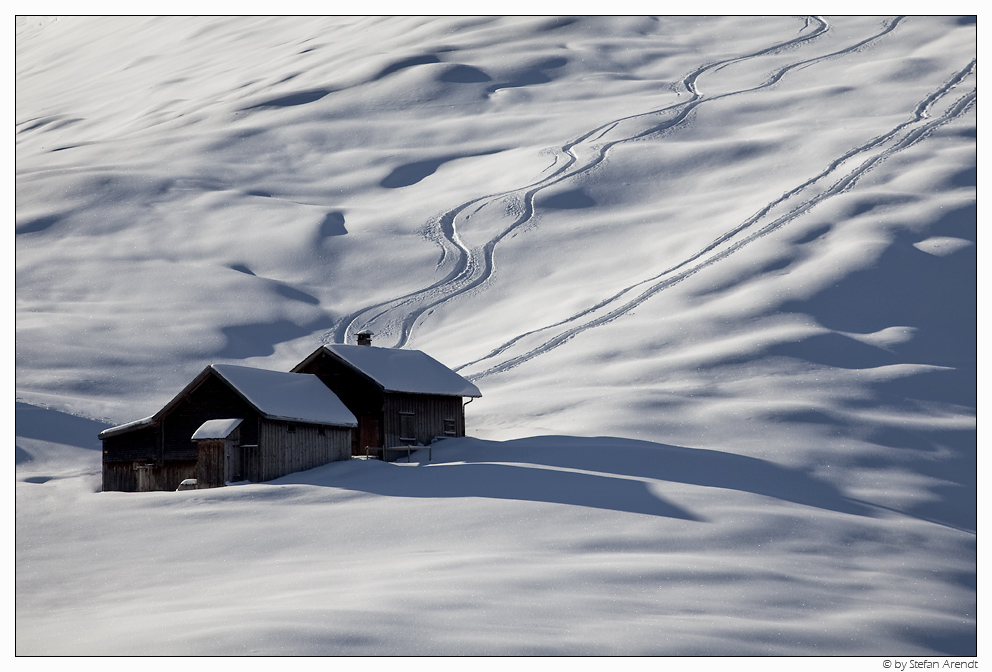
[{"left": 176, "top": 479, "right": 197, "bottom": 491}]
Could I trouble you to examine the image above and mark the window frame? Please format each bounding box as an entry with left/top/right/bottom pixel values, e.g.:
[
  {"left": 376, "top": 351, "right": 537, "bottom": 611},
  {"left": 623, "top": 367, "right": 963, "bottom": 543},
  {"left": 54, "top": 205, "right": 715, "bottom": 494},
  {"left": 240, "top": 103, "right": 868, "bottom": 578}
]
[{"left": 398, "top": 411, "right": 416, "bottom": 443}]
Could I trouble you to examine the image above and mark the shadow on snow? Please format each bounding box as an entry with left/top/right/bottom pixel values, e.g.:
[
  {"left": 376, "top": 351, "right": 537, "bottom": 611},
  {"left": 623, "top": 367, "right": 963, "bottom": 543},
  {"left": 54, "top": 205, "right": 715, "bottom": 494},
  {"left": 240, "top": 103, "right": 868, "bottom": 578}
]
[
  {"left": 15, "top": 402, "right": 112, "bottom": 465},
  {"left": 276, "top": 435, "right": 878, "bottom": 522}
]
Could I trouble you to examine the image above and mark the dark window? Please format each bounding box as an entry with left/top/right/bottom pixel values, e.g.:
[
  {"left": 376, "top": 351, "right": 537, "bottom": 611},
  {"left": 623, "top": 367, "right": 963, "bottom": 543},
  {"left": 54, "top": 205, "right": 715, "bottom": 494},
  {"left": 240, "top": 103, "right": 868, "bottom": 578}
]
[
  {"left": 317, "top": 425, "right": 325, "bottom": 436},
  {"left": 399, "top": 412, "right": 415, "bottom": 443},
  {"left": 443, "top": 418, "right": 457, "bottom": 436},
  {"left": 288, "top": 423, "right": 296, "bottom": 434}
]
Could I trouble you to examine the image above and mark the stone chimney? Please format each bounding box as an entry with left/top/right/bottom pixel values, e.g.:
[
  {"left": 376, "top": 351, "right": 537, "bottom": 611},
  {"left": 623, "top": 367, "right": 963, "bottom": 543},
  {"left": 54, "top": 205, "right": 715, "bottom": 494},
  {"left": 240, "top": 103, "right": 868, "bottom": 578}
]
[{"left": 356, "top": 330, "right": 373, "bottom": 346}]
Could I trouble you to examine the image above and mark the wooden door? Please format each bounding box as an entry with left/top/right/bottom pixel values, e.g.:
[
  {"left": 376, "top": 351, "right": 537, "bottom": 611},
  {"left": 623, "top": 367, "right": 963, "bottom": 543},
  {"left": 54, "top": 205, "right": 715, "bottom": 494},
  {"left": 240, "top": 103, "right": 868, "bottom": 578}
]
[
  {"left": 356, "top": 416, "right": 380, "bottom": 456},
  {"left": 135, "top": 464, "right": 153, "bottom": 492},
  {"left": 224, "top": 439, "right": 235, "bottom": 483}
]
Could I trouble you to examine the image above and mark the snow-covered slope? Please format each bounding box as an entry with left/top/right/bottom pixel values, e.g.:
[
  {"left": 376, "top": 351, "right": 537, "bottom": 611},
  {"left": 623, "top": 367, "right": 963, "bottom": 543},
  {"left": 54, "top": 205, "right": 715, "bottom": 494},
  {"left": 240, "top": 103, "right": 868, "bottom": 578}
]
[{"left": 15, "top": 16, "right": 976, "bottom": 655}]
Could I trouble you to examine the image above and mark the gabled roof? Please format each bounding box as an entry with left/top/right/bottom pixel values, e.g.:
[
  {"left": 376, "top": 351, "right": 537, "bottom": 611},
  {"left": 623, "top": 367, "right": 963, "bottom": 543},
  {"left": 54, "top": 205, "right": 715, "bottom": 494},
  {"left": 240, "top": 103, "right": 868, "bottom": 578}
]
[
  {"left": 100, "top": 364, "right": 357, "bottom": 439},
  {"left": 294, "top": 344, "right": 482, "bottom": 398}
]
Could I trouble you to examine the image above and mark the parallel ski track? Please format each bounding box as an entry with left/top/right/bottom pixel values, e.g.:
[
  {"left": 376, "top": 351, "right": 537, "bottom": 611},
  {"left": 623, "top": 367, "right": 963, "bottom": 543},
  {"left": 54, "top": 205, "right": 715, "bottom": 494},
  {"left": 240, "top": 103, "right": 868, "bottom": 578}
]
[
  {"left": 326, "top": 15, "right": 833, "bottom": 348},
  {"left": 459, "top": 58, "right": 976, "bottom": 382},
  {"left": 328, "top": 16, "right": 924, "bottom": 362}
]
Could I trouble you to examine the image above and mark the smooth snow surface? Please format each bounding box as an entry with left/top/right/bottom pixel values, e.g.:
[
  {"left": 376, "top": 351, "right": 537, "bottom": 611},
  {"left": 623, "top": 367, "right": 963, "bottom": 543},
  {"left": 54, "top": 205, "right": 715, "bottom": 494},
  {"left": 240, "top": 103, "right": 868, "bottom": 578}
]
[
  {"left": 317, "top": 344, "right": 482, "bottom": 397},
  {"left": 211, "top": 364, "right": 358, "bottom": 426},
  {"left": 16, "top": 16, "right": 976, "bottom": 655},
  {"left": 190, "top": 418, "right": 243, "bottom": 440}
]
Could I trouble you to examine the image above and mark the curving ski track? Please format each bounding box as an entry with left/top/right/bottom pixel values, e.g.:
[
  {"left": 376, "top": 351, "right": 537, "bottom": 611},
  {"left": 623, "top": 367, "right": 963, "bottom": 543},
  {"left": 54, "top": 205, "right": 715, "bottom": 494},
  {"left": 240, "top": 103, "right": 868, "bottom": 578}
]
[
  {"left": 325, "top": 15, "right": 834, "bottom": 348},
  {"left": 323, "top": 16, "right": 969, "bottom": 383},
  {"left": 458, "top": 58, "right": 976, "bottom": 382}
]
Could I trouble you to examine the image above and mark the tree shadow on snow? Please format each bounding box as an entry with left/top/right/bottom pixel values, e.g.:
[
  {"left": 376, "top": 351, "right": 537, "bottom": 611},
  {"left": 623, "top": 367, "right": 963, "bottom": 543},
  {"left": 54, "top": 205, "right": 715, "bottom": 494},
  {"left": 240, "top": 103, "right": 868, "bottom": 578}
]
[
  {"left": 779, "top": 203, "right": 976, "bottom": 370},
  {"left": 380, "top": 148, "right": 505, "bottom": 189},
  {"left": 216, "top": 316, "right": 335, "bottom": 359},
  {"left": 286, "top": 435, "right": 879, "bottom": 522},
  {"left": 770, "top": 202, "right": 976, "bottom": 532}
]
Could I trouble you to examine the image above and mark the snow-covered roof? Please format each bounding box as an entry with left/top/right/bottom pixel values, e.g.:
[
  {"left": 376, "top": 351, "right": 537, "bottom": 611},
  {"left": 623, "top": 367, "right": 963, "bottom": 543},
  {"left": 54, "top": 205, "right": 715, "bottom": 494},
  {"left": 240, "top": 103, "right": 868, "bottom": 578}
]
[
  {"left": 211, "top": 364, "right": 357, "bottom": 427},
  {"left": 99, "top": 415, "right": 155, "bottom": 439},
  {"left": 191, "top": 418, "right": 243, "bottom": 440},
  {"left": 317, "top": 344, "right": 482, "bottom": 397},
  {"left": 100, "top": 365, "right": 358, "bottom": 439}
]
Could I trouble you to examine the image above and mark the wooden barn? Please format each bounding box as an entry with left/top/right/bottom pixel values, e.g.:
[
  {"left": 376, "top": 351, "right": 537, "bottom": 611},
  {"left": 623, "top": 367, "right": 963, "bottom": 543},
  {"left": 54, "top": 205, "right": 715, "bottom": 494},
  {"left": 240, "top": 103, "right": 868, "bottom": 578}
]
[
  {"left": 292, "top": 334, "right": 482, "bottom": 458},
  {"left": 99, "top": 364, "right": 357, "bottom": 492}
]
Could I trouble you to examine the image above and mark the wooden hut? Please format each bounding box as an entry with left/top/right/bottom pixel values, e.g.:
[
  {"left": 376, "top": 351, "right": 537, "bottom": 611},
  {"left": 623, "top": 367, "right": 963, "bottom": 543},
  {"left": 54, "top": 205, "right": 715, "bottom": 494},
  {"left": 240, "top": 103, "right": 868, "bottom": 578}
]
[
  {"left": 99, "top": 364, "right": 357, "bottom": 492},
  {"left": 191, "top": 418, "right": 243, "bottom": 488},
  {"left": 291, "top": 335, "right": 482, "bottom": 459}
]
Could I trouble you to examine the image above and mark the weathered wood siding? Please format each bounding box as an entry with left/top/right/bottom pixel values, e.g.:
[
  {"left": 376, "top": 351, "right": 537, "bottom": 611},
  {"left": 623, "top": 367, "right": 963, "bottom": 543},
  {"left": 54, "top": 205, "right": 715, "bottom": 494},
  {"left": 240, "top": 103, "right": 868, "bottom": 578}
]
[
  {"left": 192, "top": 422, "right": 349, "bottom": 485},
  {"left": 102, "top": 460, "right": 139, "bottom": 492},
  {"left": 102, "top": 425, "right": 157, "bottom": 463},
  {"left": 164, "top": 375, "right": 259, "bottom": 459},
  {"left": 246, "top": 420, "right": 351, "bottom": 482},
  {"left": 295, "top": 352, "right": 384, "bottom": 416},
  {"left": 103, "top": 367, "right": 355, "bottom": 490},
  {"left": 294, "top": 349, "right": 472, "bottom": 460},
  {"left": 194, "top": 426, "right": 241, "bottom": 488},
  {"left": 102, "top": 371, "right": 262, "bottom": 491},
  {"left": 137, "top": 460, "right": 197, "bottom": 491},
  {"left": 102, "top": 426, "right": 195, "bottom": 491},
  {"left": 382, "top": 393, "right": 465, "bottom": 449},
  {"left": 195, "top": 439, "right": 226, "bottom": 488},
  {"left": 103, "top": 425, "right": 156, "bottom": 491},
  {"left": 103, "top": 459, "right": 197, "bottom": 492}
]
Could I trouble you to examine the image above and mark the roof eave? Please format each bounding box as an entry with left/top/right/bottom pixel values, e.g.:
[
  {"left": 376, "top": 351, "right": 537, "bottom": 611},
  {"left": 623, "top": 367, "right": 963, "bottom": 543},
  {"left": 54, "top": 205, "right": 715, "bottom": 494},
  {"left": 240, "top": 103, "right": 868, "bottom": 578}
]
[
  {"left": 262, "top": 414, "right": 358, "bottom": 428},
  {"left": 381, "top": 387, "right": 482, "bottom": 398},
  {"left": 98, "top": 415, "right": 156, "bottom": 440}
]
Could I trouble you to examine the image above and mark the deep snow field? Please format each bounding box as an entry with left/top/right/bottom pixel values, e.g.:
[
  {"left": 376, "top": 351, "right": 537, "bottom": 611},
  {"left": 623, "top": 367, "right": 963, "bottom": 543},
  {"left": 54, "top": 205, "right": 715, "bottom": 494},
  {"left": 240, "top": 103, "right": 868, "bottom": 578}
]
[{"left": 15, "top": 16, "right": 977, "bottom": 656}]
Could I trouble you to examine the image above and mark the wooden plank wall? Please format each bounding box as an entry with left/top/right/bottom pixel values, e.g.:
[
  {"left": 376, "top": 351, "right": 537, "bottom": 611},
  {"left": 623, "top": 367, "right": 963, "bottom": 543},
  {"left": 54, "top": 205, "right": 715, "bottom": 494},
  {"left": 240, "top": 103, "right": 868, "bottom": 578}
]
[
  {"left": 251, "top": 421, "right": 351, "bottom": 482},
  {"left": 164, "top": 375, "right": 259, "bottom": 459},
  {"left": 102, "top": 462, "right": 138, "bottom": 492},
  {"left": 105, "top": 421, "right": 351, "bottom": 489},
  {"left": 154, "top": 461, "right": 197, "bottom": 491},
  {"left": 195, "top": 439, "right": 226, "bottom": 488},
  {"left": 295, "top": 352, "right": 384, "bottom": 416},
  {"left": 103, "top": 460, "right": 197, "bottom": 492},
  {"left": 381, "top": 394, "right": 464, "bottom": 448},
  {"left": 102, "top": 425, "right": 158, "bottom": 464}
]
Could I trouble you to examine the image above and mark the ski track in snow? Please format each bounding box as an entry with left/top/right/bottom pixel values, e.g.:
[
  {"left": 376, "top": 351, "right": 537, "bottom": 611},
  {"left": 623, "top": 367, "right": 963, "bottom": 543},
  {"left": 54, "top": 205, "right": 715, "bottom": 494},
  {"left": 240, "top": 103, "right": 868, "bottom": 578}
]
[
  {"left": 324, "top": 15, "right": 834, "bottom": 348},
  {"left": 328, "top": 14, "right": 975, "bottom": 384},
  {"left": 326, "top": 15, "right": 961, "bottom": 379},
  {"left": 458, "top": 57, "right": 977, "bottom": 381}
]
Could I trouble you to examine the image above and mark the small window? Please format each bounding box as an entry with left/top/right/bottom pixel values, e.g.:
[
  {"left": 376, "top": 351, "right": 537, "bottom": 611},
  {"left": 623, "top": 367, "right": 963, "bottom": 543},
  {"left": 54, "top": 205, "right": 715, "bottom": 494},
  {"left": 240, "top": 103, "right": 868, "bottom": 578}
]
[
  {"left": 443, "top": 418, "right": 457, "bottom": 436},
  {"left": 317, "top": 425, "right": 326, "bottom": 436},
  {"left": 399, "top": 412, "right": 415, "bottom": 443},
  {"left": 288, "top": 423, "right": 296, "bottom": 434}
]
